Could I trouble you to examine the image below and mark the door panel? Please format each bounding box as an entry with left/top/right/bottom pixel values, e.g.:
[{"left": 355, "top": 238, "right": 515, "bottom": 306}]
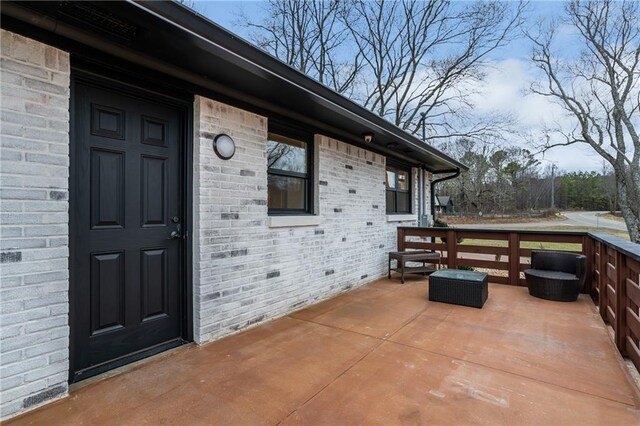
[
  {"left": 72, "top": 80, "right": 186, "bottom": 380},
  {"left": 141, "top": 248, "right": 168, "bottom": 320},
  {"left": 141, "top": 155, "right": 167, "bottom": 227},
  {"left": 90, "top": 149, "right": 125, "bottom": 229},
  {"left": 90, "top": 251, "right": 125, "bottom": 335}
]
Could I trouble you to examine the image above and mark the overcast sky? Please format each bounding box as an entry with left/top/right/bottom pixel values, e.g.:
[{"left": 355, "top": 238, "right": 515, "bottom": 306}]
[{"left": 191, "top": 1, "right": 609, "bottom": 173}]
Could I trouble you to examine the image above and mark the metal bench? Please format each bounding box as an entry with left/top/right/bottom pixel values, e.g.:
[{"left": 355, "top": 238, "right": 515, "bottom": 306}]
[{"left": 388, "top": 251, "right": 441, "bottom": 284}]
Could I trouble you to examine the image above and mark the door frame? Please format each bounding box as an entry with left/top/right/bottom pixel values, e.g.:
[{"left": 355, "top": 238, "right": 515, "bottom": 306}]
[{"left": 68, "top": 64, "right": 194, "bottom": 383}]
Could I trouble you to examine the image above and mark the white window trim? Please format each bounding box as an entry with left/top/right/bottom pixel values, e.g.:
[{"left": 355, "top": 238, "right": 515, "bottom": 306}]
[
  {"left": 386, "top": 214, "right": 418, "bottom": 222},
  {"left": 268, "top": 215, "right": 322, "bottom": 228}
]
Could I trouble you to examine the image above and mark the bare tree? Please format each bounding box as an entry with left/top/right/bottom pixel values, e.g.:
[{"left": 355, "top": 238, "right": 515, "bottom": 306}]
[
  {"left": 174, "top": 0, "right": 202, "bottom": 13},
  {"left": 437, "top": 137, "right": 561, "bottom": 214},
  {"left": 242, "top": 0, "right": 522, "bottom": 141},
  {"left": 243, "top": 0, "right": 361, "bottom": 95},
  {"left": 342, "top": 0, "right": 524, "bottom": 138},
  {"left": 527, "top": 0, "right": 640, "bottom": 242}
]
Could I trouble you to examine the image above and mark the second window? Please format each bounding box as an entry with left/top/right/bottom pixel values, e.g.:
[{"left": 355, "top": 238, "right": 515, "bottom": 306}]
[{"left": 385, "top": 164, "right": 411, "bottom": 214}]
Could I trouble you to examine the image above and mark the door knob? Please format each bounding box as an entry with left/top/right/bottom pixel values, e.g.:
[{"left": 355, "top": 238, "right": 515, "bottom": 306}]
[
  {"left": 168, "top": 223, "right": 183, "bottom": 240},
  {"left": 168, "top": 231, "right": 182, "bottom": 240}
]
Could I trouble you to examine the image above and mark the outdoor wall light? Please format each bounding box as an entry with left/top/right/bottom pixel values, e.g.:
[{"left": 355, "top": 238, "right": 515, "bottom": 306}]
[
  {"left": 362, "top": 132, "right": 374, "bottom": 144},
  {"left": 213, "top": 134, "right": 236, "bottom": 160}
]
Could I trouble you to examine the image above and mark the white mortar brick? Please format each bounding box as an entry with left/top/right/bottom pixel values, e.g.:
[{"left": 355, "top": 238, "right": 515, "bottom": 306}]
[
  {"left": 0, "top": 29, "right": 435, "bottom": 420},
  {"left": 192, "top": 96, "right": 431, "bottom": 344},
  {"left": 0, "top": 29, "right": 70, "bottom": 420}
]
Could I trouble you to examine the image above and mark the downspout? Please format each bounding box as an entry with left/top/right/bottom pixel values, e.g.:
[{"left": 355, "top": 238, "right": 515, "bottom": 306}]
[
  {"left": 417, "top": 166, "right": 423, "bottom": 226},
  {"left": 430, "top": 168, "right": 461, "bottom": 223},
  {"left": 417, "top": 165, "right": 427, "bottom": 227}
]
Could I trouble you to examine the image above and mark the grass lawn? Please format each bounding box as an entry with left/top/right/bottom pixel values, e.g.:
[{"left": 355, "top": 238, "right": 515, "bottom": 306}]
[
  {"left": 442, "top": 214, "right": 567, "bottom": 225},
  {"left": 453, "top": 225, "right": 629, "bottom": 252},
  {"left": 597, "top": 212, "right": 625, "bottom": 222},
  {"left": 457, "top": 238, "right": 582, "bottom": 252},
  {"left": 526, "top": 226, "right": 630, "bottom": 240}
]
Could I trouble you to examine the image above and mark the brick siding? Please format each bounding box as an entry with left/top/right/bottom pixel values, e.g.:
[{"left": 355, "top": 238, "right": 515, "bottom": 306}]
[
  {"left": 0, "top": 29, "right": 71, "bottom": 419},
  {"left": 0, "top": 31, "right": 433, "bottom": 419},
  {"left": 193, "top": 96, "right": 430, "bottom": 343}
]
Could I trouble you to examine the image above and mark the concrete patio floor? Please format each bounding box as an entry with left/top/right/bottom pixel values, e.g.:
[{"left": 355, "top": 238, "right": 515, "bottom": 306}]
[{"left": 8, "top": 277, "right": 640, "bottom": 425}]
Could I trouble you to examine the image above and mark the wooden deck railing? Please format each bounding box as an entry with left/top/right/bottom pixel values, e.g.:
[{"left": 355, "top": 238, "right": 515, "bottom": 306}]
[{"left": 397, "top": 227, "right": 640, "bottom": 372}]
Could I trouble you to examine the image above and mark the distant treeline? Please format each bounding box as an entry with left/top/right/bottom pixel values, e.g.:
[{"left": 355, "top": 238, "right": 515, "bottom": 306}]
[
  {"left": 436, "top": 139, "right": 617, "bottom": 215},
  {"left": 555, "top": 171, "right": 617, "bottom": 211}
]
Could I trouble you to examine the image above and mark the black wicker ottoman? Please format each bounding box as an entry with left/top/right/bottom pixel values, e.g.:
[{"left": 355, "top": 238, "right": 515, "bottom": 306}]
[{"left": 428, "top": 269, "right": 488, "bottom": 308}]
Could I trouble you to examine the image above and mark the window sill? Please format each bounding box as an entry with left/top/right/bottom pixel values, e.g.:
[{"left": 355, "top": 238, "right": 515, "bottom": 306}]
[
  {"left": 268, "top": 215, "right": 322, "bottom": 228},
  {"left": 386, "top": 214, "right": 417, "bottom": 222}
]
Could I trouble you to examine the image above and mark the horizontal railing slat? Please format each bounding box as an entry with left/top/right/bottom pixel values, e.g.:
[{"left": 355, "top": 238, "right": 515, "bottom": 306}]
[
  {"left": 489, "top": 275, "right": 510, "bottom": 285},
  {"left": 456, "top": 231, "right": 509, "bottom": 240},
  {"left": 518, "top": 233, "right": 584, "bottom": 243},
  {"left": 626, "top": 308, "right": 640, "bottom": 341},
  {"left": 628, "top": 257, "right": 640, "bottom": 275},
  {"left": 607, "top": 284, "right": 617, "bottom": 309},
  {"left": 403, "top": 242, "right": 446, "bottom": 251},
  {"left": 607, "top": 263, "right": 617, "bottom": 282},
  {"left": 626, "top": 336, "right": 640, "bottom": 373},
  {"left": 627, "top": 277, "right": 640, "bottom": 307},
  {"left": 457, "top": 258, "right": 509, "bottom": 270},
  {"left": 458, "top": 245, "right": 509, "bottom": 256},
  {"left": 607, "top": 306, "right": 616, "bottom": 325}
]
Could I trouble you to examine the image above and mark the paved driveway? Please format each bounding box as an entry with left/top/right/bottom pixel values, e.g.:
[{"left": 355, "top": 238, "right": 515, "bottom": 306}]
[
  {"left": 457, "top": 211, "right": 628, "bottom": 232},
  {"left": 8, "top": 278, "right": 640, "bottom": 425}
]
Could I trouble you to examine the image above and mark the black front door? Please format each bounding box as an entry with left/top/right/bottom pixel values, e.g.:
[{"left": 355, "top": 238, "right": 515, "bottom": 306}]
[{"left": 71, "top": 78, "right": 187, "bottom": 381}]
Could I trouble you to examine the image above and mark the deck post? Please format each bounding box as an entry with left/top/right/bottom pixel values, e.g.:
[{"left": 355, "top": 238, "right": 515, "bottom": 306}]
[
  {"left": 508, "top": 232, "right": 520, "bottom": 286},
  {"left": 583, "top": 235, "right": 594, "bottom": 296},
  {"left": 397, "top": 228, "right": 405, "bottom": 252},
  {"left": 599, "top": 241, "right": 608, "bottom": 320},
  {"left": 616, "top": 250, "right": 628, "bottom": 355},
  {"left": 446, "top": 230, "right": 457, "bottom": 269}
]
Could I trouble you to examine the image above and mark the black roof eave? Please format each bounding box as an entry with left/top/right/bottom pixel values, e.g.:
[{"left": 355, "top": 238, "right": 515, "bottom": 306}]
[
  {"left": 2, "top": 0, "right": 468, "bottom": 172},
  {"left": 132, "top": 1, "right": 467, "bottom": 172}
]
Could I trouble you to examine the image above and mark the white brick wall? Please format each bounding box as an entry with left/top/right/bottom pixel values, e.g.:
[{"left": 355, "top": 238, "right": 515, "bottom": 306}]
[
  {"left": 0, "top": 31, "right": 434, "bottom": 419},
  {"left": 193, "top": 96, "right": 429, "bottom": 343},
  {"left": 0, "top": 29, "right": 70, "bottom": 419}
]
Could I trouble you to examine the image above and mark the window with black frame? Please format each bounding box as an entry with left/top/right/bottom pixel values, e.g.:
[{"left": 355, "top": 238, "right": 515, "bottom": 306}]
[
  {"left": 385, "top": 164, "right": 411, "bottom": 213},
  {"left": 267, "top": 132, "right": 312, "bottom": 214}
]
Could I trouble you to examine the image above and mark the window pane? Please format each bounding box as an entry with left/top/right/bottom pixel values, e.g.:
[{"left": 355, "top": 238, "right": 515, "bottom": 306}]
[
  {"left": 267, "top": 134, "right": 307, "bottom": 173},
  {"left": 397, "top": 192, "right": 410, "bottom": 213},
  {"left": 397, "top": 170, "right": 409, "bottom": 191},
  {"left": 268, "top": 175, "right": 306, "bottom": 210},
  {"left": 385, "top": 169, "right": 396, "bottom": 189},
  {"left": 386, "top": 190, "right": 395, "bottom": 213}
]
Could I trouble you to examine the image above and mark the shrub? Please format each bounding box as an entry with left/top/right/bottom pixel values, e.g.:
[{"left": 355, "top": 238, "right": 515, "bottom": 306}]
[
  {"left": 434, "top": 218, "right": 449, "bottom": 227},
  {"left": 541, "top": 208, "right": 560, "bottom": 218},
  {"left": 433, "top": 218, "right": 463, "bottom": 244}
]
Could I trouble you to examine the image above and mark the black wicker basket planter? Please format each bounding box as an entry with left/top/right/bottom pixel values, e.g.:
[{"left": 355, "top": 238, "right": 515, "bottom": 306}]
[
  {"left": 428, "top": 270, "right": 488, "bottom": 308},
  {"left": 524, "top": 250, "right": 586, "bottom": 302}
]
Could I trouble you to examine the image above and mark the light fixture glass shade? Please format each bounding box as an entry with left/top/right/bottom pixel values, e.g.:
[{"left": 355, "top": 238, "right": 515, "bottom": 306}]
[{"left": 213, "top": 134, "right": 236, "bottom": 160}]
